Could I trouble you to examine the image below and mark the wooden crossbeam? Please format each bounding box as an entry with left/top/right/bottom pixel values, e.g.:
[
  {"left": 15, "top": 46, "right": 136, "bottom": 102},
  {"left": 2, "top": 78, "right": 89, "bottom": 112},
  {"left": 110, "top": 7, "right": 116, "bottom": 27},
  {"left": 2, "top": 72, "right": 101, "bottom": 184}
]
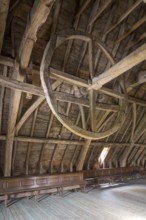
[
  {"left": 0, "top": 134, "right": 146, "bottom": 147},
  {"left": 89, "top": 43, "right": 146, "bottom": 90},
  {"left": 1, "top": 56, "right": 146, "bottom": 106},
  {"left": 15, "top": 79, "right": 62, "bottom": 134}
]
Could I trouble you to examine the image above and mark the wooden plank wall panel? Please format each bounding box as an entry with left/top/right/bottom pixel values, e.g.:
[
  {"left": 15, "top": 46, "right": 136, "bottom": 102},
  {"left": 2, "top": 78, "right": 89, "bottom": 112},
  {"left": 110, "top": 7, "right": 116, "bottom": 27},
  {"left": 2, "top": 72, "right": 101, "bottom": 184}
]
[
  {"left": 33, "top": 101, "right": 51, "bottom": 138},
  {"left": 28, "top": 143, "right": 41, "bottom": 174},
  {"left": 41, "top": 143, "right": 56, "bottom": 174},
  {"left": 19, "top": 114, "right": 34, "bottom": 136},
  {"left": 14, "top": 142, "right": 28, "bottom": 176}
]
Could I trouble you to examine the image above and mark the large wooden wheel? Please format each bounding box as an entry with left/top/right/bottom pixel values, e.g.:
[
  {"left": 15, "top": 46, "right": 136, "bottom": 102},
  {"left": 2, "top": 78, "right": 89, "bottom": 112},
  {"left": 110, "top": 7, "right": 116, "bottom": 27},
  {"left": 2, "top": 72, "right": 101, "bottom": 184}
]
[{"left": 40, "top": 31, "right": 127, "bottom": 140}]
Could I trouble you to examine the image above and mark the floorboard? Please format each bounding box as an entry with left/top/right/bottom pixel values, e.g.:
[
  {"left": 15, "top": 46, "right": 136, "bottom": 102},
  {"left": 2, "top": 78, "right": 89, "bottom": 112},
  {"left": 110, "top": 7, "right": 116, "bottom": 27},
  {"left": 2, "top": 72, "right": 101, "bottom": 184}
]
[{"left": 0, "top": 180, "right": 146, "bottom": 220}]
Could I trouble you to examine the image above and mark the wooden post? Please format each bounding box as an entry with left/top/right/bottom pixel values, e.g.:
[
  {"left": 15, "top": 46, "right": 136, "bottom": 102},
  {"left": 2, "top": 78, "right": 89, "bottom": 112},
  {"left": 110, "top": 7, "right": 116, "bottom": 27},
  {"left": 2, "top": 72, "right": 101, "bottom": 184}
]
[
  {"left": 76, "top": 139, "right": 91, "bottom": 171},
  {"left": 4, "top": 0, "right": 54, "bottom": 176}
]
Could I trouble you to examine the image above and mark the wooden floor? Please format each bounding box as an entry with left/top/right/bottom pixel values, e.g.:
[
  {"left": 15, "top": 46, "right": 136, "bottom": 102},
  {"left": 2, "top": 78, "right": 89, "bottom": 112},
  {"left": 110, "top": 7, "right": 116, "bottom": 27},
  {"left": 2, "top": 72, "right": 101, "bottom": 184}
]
[{"left": 1, "top": 180, "right": 146, "bottom": 220}]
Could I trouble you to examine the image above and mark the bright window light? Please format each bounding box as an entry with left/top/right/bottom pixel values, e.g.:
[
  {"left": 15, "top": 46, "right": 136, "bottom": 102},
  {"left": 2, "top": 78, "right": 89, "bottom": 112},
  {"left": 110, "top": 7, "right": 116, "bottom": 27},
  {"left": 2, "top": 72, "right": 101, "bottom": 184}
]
[{"left": 98, "top": 147, "right": 109, "bottom": 164}]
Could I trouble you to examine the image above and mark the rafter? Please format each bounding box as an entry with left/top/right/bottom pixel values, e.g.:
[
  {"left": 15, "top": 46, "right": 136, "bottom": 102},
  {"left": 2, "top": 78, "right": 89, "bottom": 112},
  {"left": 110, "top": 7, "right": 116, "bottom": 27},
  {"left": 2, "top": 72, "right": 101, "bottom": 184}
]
[
  {"left": 137, "top": 146, "right": 146, "bottom": 165},
  {"left": 116, "top": 14, "right": 146, "bottom": 44},
  {"left": 0, "top": 0, "right": 10, "bottom": 52},
  {"left": 128, "top": 32, "right": 146, "bottom": 49},
  {"left": 94, "top": 5, "right": 115, "bottom": 71},
  {"left": 61, "top": 112, "right": 81, "bottom": 172},
  {"left": 0, "top": 66, "right": 7, "bottom": 133},
  {"left": 130, "top": 103, "right": 137, "bottom": 143},
  {"left": 19, "top": 0, "right": 54, "bottom": 68},
  {"left": 87, "top": 145, "right": 95, "bottom": 170},
  {"left": 69, "top": 115, "right": 81, "bottom": 172},
  {"left": 76, "top": 0, "right": 92, "bottom": 19},
  {"left": 25, "top": 108, "right": 38, "bottom": 175},
  {"left": 105, "top": 0, "right": 142, "bottom": 35},
  {"left": 120, "top": 107, "right": 146, "bottom": 166},
  {"left": 76, "top": 0, "right": 101, "bottom": 73},
  {"left": 89, "top": 0, "right": 113, "bottom": 27},
  {"left": 38, "top": 113, "right": 54, "bottom": 174}
]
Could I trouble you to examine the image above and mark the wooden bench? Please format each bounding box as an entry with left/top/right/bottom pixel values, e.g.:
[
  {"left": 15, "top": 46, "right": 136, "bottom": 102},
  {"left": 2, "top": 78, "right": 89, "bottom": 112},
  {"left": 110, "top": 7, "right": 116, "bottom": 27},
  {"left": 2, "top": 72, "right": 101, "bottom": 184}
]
[
  {"left": 0, "top": 172, "right": 85, "bottom": 207},
  {"left": 83, "top": 170, "right": 97, "bottom": 186},
  {"left": 83, "top": 166, "right": 144, "bottom": 186}
]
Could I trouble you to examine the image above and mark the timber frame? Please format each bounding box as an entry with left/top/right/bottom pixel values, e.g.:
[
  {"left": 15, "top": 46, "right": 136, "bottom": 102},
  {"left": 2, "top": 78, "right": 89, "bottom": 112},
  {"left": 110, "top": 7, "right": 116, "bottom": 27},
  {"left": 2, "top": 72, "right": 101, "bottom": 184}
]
[{"left": 0, "top": 0, "right": 146, "bottom": 177}]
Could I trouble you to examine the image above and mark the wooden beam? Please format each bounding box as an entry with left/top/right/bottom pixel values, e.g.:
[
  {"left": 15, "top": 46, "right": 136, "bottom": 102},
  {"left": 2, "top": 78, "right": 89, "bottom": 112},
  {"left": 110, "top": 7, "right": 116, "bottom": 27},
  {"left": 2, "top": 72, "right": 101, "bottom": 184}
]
[
  {"left": 76, "top": 0, "right": 92, "bottom": 19},
  {"left": 4, "top": 73, "right": 22, "bottom": 176},
  {"left": 87, "top": 145, "right": 95, "bottom": 170},
  {"left": 51, "top": 69, "right": 146, "bottom": 106},
  {"left": 94, "top": 5, "right": 114, "bottom": 71},
  {"left": 137, "top": 147, "right": 146, "bottom": 165},
  {"left": 15, "top": 79, "right": 62, "bottom": 134},
  {"left": 79, "top": 105, "right": 87, "bottom": 130},
  {"left": 25, "top": 108, "right": 38, "bottom": 175},
  {"left": 49, "top": 87, "right": 74, "bottom": 173},
  {"left": 38, "top": 112, "right": 54, "bottom": 174},
  {"left": 89, "top": 44, "right": 146, "bottom": 90},
  {"left": 76, "top": 139, "right": 91, "bottom": 171},
  {"left": 4, "top": 0, "right": 54, "bottom": 177},
  {"left": 89, "top": 0, "right": 113, "bottom": 26},
  {"left": 0, "top": 66, "right": 7, "bottom": 133},
  {"left": 116, "top": 14, "right": 146, "bottom": 44},
  {"left": 96, "top": 111, "right": 109, "bottom": 131},
  {"left": 89, "top": 90, "right": 96, "bottom": 131},
  {"left": 1, "top": 56, "right": 146, "bottom": 107},
  {"left": 106, "top": 106, "right": 132, "bottom": 167},
  {"left": 0, "top": 69, "right": 145, "bottom": 109},
  {"left": 61, "top": 112, "right": 81, "bottom": 172},
  {"left": 1, "top": 134, "right": 146, "bottom": 147},
  {"left": 120, "top": 108, "right": 146, "bottom": 166},
  {"left": 128, "top": 32, "right": 146, "bottom": 49},
  {"left": 105, "top": 0, "right": 142, "bottom": 35},
  {"left": 130, "top": 146, "right": 144, "bottom": 166},
  {"left": 0, "top": 55, "right": 14, "bottom": 67},
  {"left": 0, "top": 73, "right": 44, "bottom": 96},
  {"left": 70, "top": 145, "right": 78, "bottom": 172},
  {"left": 15, "top": 97, "right": 45, "bottom": 134},
  {"left": 0, "top": 0, "right": 10, "bottom": 52},
  {"left": 76, "top": 0, "right": 101, "bottom": 73},
  {"left": 19, "top": 0, "right": 54, "bottom": 68},
  {"left": 130, "top": 103, "right": 136, "bottom": 143}
]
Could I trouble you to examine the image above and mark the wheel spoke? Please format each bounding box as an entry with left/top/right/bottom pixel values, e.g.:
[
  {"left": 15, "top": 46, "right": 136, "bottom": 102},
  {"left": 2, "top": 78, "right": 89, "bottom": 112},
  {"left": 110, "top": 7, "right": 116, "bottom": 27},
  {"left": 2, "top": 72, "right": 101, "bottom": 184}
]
[{"left": 89, "top": 89, "right": 96, "bottom": 131}]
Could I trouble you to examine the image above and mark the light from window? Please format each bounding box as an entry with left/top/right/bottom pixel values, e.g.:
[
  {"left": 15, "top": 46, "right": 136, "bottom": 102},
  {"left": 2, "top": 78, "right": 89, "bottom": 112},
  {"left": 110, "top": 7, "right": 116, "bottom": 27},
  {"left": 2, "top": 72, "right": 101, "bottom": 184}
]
[{"left": 98, "top": 147, "right": 109, "bottom": 164}]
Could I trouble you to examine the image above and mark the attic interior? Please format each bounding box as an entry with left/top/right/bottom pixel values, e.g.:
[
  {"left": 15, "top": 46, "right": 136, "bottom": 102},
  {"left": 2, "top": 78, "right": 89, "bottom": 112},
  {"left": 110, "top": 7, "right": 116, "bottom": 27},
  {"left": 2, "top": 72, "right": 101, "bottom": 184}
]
[{"left": 1, "top": 0, "right": 146, "bottom": 218}]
